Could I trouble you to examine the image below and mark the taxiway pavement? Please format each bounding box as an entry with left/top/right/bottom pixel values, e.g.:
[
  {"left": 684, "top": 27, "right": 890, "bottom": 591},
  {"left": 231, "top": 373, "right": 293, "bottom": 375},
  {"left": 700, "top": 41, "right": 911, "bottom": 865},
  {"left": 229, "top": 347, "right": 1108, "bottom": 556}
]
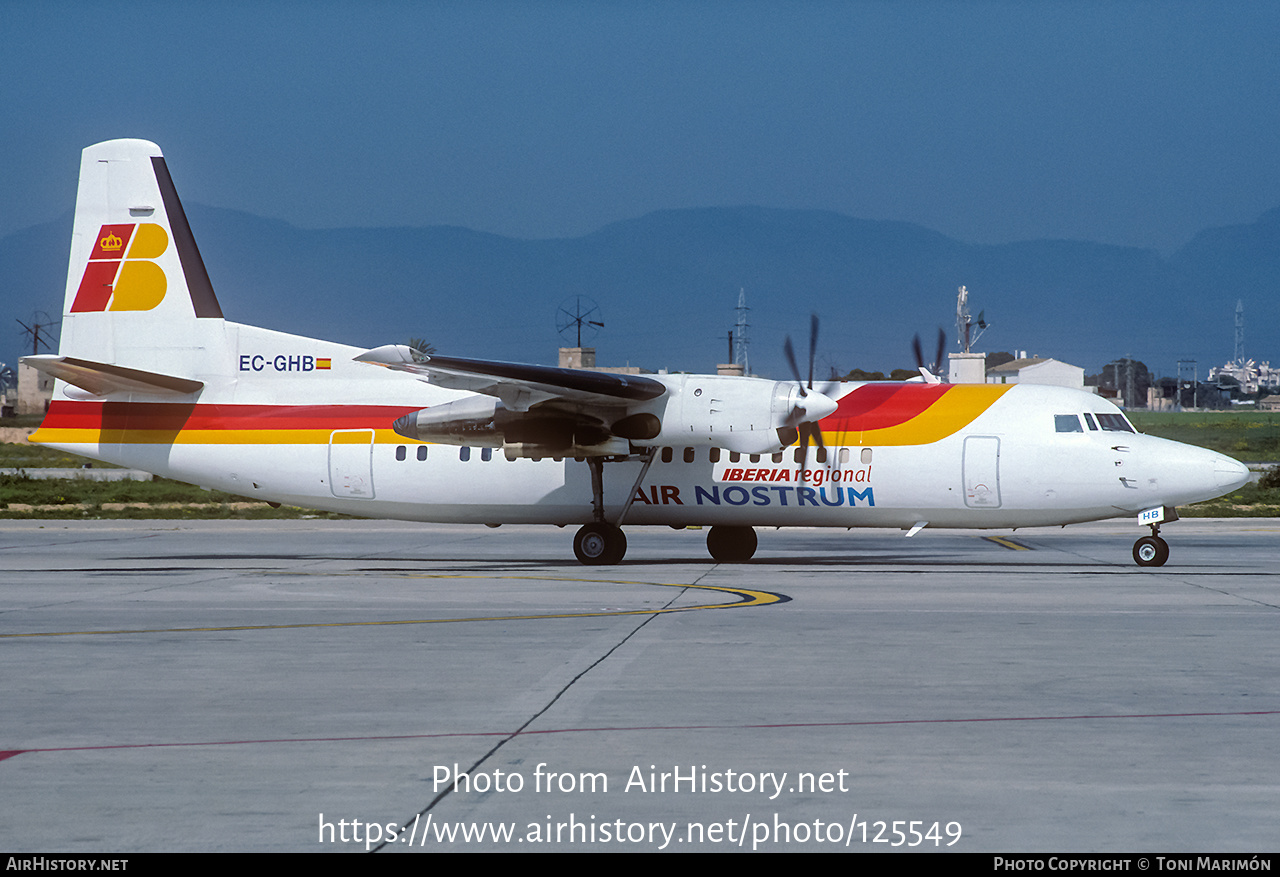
[{"left": 0, "top": 519, "right": 1276, "bottom": 852}]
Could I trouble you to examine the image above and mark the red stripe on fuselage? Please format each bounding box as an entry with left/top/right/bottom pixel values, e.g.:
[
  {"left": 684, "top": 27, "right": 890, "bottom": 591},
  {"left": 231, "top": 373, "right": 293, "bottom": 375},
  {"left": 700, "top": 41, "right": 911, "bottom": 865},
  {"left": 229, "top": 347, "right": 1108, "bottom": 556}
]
[
  {"left": 825, "top": 383, "right": 952, "bottom": 431},
  {"left": 39, "top": 400, "right": 421, "bottom": 432}
]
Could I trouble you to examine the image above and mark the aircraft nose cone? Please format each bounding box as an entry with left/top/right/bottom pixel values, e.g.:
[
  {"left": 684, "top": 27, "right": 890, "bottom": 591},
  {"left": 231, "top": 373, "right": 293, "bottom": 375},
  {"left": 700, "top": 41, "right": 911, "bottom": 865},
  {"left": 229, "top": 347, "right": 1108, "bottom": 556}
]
[
  {"left": 1143, "top": 438, "right": 1252, "bottom": 507},
  {"left": 1214, "top": 456, "right": 1250, "bottom": 491}
]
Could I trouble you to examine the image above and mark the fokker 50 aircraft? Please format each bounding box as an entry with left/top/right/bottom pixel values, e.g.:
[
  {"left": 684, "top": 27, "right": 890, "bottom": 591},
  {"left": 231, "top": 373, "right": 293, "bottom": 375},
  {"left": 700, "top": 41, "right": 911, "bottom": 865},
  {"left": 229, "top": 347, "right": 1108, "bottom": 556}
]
[{"left": 25, "top": 140, "right": 1250, "bottom": 566}]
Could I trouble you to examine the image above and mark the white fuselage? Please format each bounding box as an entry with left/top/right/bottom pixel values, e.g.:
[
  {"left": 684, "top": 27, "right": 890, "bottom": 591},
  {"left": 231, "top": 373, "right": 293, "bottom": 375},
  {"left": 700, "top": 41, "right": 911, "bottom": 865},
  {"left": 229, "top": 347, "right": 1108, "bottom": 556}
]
[{"left": 33, "top": 322, "right": 1247, "bottom": 533}]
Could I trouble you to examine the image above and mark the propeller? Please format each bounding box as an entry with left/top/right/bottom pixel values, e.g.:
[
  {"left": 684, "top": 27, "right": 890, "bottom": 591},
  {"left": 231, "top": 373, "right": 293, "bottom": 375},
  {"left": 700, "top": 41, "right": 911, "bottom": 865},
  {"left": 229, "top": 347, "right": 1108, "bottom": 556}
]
[
  {"left": 912, "top": 327, "right": 947, "bottom": 384},
  {"left": 781, "top": 314, "right": 838, "bottom": 472}
]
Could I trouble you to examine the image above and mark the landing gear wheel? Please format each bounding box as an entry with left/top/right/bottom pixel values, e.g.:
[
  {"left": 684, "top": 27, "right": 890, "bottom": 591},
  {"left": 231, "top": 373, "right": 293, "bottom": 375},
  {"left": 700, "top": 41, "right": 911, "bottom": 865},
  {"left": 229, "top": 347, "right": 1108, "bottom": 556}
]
[
  {"left": 574, "top": 522, "right": 627, "bottom": 565},
  {"left": 1133, "top": 535, "right": 1169, "bottom": 567},
  {"left": 706, "top": 525, "right": 758, "bottom": 562}
]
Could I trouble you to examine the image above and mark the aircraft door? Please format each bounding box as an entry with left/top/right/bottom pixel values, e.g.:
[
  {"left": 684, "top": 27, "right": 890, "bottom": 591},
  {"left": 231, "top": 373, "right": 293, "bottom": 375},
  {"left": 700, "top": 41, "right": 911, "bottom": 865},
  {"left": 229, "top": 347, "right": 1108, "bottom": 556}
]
[
  {"left": 963, "top": 435, "right": 1001, "bottom": 508},
  {"left": 329, "top": 429, "right": 376, "bottom": 498}
]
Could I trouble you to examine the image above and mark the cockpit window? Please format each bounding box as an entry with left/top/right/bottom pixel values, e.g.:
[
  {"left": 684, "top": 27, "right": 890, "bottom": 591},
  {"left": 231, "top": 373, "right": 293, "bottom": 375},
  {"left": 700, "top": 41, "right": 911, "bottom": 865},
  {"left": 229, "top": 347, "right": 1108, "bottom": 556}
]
[
  {"left": 1055, "top": 414, "right": 1083, "bottom": 433},
  {"left": 1096, "top": 413, "right": 1134, "bottom": 433},
  {"left": 1082, "top": 413, "right": 1098, "bottom": 431}
]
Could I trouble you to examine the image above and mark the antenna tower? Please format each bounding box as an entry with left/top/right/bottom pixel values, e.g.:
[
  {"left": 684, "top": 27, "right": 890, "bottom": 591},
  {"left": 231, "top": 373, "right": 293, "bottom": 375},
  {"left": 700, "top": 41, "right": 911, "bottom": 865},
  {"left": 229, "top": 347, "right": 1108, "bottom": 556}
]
[
  {"left": 556, "top": 296, "right": 604, "bottom": 348},
  {"left": 733, "top": 288, "right": 750, "bottom": 374},
  {"left": 1177, "top": 360, "right": 1198, "bottom": 411},
  {"left": 955, "top": 286, "right": 988, "bottom": 353},
  {"left": 1234, "top": 299, "right": 1244, "bottom": 363},
  {"left": 16, "top": 311, "right": 58, "bottom": 356}
]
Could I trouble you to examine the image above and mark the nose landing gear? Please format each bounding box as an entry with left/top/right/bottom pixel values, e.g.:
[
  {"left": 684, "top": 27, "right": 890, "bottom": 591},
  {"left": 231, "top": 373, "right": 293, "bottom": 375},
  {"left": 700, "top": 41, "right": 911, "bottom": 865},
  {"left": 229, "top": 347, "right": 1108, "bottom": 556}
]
[{"left": 1133, "top": 520, "right": 1170, "bottom": 567}]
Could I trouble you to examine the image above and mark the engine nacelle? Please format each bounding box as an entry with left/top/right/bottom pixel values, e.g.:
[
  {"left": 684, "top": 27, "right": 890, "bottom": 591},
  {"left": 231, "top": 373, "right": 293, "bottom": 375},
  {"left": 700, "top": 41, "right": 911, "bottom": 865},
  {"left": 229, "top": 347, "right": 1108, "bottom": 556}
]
[
  {"left": 393, "top": 396, "right": 503, "bottom": 447},
  {"left": 644, "top": 375, "right": 828, "bottom": 455},
  {"left": 391, "top": 376, "right": 836, "bottom": 458},
  {"left": 392, "top": 397, "right": 628, "bottom": 457}
]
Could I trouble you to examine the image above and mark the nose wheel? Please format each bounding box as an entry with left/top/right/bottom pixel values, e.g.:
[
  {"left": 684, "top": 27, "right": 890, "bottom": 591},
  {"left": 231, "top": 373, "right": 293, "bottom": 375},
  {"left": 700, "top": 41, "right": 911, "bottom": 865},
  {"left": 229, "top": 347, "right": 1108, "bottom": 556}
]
[{"left": 1133, "top": 534, "right": 1169, "bottom": 567}]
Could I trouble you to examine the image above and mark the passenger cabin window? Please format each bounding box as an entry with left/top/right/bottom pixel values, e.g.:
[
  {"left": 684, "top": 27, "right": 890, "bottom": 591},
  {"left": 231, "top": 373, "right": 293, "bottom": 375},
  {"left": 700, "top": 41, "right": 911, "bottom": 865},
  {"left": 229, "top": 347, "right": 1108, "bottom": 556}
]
[
  {"left": 839, "top": 448, "right": 850, "bottom": 466},
  {"left": 481, "top": 448, "right": 492, "bottom": 462},
  {"left": 1096, "top": 413, "right": 1135, "bottom": 433},
  {"left": 459, "top": 447, "right": 471, "bottom": 462},
  {"left": 683, "top": 447, "right": 695, "bottom": 463},
  {"left": 729, "top": 452, "right": 740, "bottom": 463},
  {"left": 772, "top": 452, "right": 783, "bottom": 464},
  {"left": 1055, "top": 414, "right": 1083, "bottom": 433},
  {"left": 860, "top": 448, "right": 873, "bottom": 464},
  {"left": 661, "top": 447, "right": 673, "bottom": 463},
  {"left": 395, "top": 446, "right": 407, "bottom": 461},
  {"left": 794, "top": 447, "right": 805, "bottom": 464},
  {"left": 417, "top": 446, "right": 428, "bottom": 461},
  {"left": 709, "top": 448, "right": 721, "bottom": 463},
  {"left": 816, "top": 447, "right": 827, "bottom": 464}
]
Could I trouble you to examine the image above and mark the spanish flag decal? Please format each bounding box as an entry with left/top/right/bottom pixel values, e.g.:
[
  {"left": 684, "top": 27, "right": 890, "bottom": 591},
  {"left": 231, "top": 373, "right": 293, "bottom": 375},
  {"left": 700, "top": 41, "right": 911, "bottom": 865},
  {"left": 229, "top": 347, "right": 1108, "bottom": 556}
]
[{"left": 316, "top": 358, "right": 332, "bottom": 370}]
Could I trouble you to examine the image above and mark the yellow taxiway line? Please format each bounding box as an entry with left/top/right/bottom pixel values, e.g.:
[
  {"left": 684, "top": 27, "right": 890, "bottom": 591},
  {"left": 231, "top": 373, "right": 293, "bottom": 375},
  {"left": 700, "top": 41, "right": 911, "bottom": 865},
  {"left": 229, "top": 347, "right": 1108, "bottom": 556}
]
[{"left": 0, "top": 574, "right": 787, "bottom": 639}]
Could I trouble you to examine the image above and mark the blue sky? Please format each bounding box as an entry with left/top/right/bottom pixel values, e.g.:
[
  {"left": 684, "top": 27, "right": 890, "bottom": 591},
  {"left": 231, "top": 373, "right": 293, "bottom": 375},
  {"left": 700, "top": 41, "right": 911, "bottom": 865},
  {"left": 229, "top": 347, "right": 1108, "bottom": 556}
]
[{"left": 4, "top": 1, "right": 1280, "bottom": 254}]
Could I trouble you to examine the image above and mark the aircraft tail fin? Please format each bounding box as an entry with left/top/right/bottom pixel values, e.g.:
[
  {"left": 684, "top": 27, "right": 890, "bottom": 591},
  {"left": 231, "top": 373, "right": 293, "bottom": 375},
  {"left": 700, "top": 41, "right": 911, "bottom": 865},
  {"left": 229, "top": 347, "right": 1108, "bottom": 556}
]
[{"left": 57, "top": 139, "right": 224, "bottom": 364}]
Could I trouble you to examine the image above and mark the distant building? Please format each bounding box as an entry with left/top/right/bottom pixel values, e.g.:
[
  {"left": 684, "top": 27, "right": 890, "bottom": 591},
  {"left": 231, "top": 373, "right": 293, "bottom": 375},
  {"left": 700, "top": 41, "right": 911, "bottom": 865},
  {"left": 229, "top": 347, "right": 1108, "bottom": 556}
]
[
  {"left": 558, "top": 347, "right": 643, "bottom": 375},
  {"left": 986, "top": 356, "right": 1085, "bottom": 389},
  {"left": 1258, "top": 395, "right": 1280, "bottom": 412},
  {"left": 1147, "top": 386, "right": 1177, "bottom": 411},
  {"left": 1207, "top": 360, "right": 1279, "bottom": 395},
  {"left": 16, "top": 362, "right": 54, "bottom": 415},
  {"left": 559, "top": 347, "right": 596, "bottom": 369},
  {"left": 947, "top": 352, "right": 986, "bottom": 384}
]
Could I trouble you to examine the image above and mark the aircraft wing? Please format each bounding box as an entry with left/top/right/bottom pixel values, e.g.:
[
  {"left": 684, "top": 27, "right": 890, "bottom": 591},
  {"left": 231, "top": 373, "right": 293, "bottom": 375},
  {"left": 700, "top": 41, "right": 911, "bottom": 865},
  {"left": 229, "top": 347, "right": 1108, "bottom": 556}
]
[{"left": 354, "top": 345, "right": 666, "bottom": 411}]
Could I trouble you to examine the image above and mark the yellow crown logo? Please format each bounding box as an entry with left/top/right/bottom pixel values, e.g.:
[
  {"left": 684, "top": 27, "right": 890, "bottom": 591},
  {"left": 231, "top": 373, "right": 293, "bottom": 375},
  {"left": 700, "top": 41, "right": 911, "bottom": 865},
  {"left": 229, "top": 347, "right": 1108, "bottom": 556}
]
[{"left": 100, "top": 232, "right": 123, "bottom": 251}]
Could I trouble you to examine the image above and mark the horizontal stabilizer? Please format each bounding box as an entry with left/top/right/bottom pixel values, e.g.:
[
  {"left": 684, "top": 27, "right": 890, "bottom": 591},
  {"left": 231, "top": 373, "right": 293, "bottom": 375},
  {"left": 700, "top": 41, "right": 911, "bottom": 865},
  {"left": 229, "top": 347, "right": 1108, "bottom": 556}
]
[{"left": 21, "top": 355, "right": 204, "bottom": 397}]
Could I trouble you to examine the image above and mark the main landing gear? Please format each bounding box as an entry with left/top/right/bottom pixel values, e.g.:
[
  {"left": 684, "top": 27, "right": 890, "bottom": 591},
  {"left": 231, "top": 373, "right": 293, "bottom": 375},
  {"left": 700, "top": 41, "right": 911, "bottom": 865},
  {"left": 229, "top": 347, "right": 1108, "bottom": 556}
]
[
  {"left": 571, "top": 452, "right": 652, "bottom": 566},
  {"left": 573, "top": 521, "right": 628, "bottom": 565},
  {"left": 570, "top": 453, "right": 759, "bottom": 565},
  {"left": 706, "top": 525, "right": 758, "bottom": 562},
  {"left": 1132, "top": 523, "right": 1170, "bottom": 567}
]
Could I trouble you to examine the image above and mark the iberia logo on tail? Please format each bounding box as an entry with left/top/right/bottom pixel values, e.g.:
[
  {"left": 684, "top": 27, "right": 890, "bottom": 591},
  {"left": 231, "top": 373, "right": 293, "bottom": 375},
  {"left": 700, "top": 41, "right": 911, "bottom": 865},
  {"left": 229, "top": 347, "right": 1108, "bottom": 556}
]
[{"left": 70, "top": 223, "right": 169, "bottom": 312}]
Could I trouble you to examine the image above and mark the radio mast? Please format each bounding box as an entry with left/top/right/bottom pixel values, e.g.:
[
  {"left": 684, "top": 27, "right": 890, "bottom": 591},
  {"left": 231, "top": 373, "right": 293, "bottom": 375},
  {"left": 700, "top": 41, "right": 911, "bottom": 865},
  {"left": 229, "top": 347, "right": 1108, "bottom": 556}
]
[{"left": 733, "top": 288, "right": 750, "bottom": 375}]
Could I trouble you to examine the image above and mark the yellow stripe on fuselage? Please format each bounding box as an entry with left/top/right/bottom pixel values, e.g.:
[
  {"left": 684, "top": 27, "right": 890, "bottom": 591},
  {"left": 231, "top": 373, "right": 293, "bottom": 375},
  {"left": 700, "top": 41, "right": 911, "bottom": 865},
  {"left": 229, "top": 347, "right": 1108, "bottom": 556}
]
[
  {"left": 844, "top": 384, "right": 1010, "bottom": 446},
  {"left": 30, "top": 428, "right": 406, "bottom": 446}
]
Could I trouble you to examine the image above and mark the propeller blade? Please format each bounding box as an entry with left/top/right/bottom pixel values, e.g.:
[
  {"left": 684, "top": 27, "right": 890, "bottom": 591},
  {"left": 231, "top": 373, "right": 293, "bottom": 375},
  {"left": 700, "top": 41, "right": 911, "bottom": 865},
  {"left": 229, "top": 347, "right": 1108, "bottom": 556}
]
[
  {"left": 783, "top": 336, "right": 806, "bottom": 394},
  {"left": 796, "top": 423, "right": 812, "bottom": 483},
  {"left": 911, "top": 328, "right": 947, "bottom": 383},
  {"left": 781, "top": 316, "right": 835, "bottom": 479},
  {"left": 807, "top": 313, "right": 818, "bottom": 390}
]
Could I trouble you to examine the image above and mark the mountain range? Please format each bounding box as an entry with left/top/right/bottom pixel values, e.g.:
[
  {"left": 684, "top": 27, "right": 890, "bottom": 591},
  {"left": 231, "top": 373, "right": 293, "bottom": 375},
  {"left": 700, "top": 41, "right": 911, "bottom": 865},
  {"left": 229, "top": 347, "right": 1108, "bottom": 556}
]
[{"left": 2, "top": 205, "right": 1276, "bottom": 383}]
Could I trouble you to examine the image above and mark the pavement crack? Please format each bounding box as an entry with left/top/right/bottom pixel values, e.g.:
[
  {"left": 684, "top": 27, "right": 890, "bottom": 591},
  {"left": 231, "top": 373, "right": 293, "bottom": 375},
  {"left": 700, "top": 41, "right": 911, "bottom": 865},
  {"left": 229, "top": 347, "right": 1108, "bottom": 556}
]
[{"left": 375, "top": 572, "right": 709, "bottom": 852}]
